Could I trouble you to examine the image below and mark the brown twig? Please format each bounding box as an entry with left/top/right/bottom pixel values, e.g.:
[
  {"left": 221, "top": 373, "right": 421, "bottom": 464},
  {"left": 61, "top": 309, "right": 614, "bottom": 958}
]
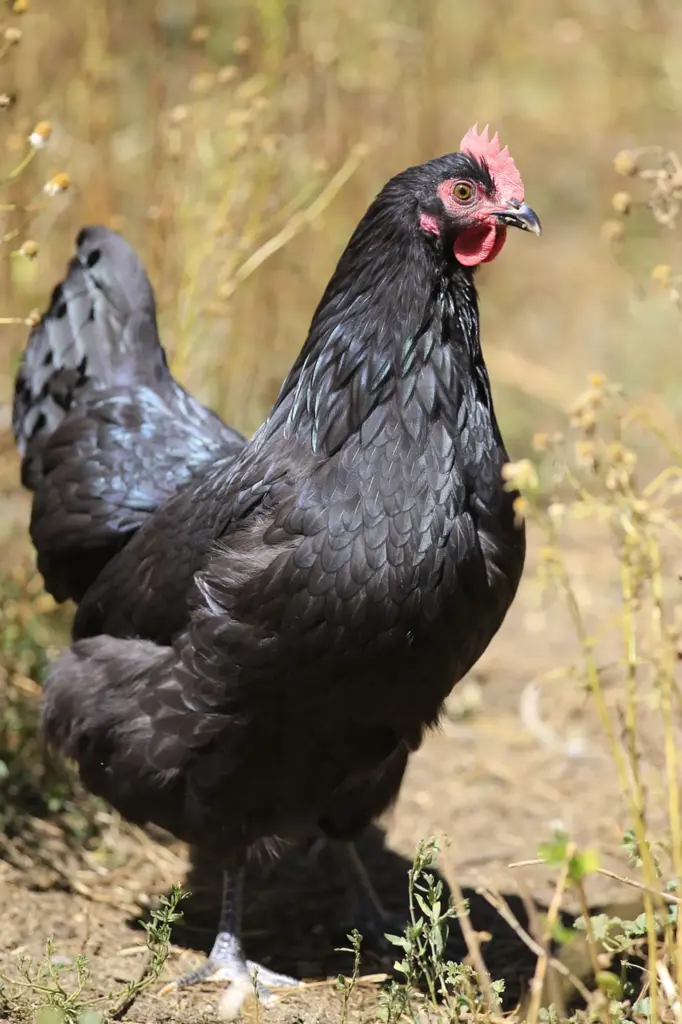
[
  {"left": 520, "top": 847, "right": 571, "bottom": 1024},
  {"left": 476, "top": 885, "right": 592, "bottom": 1005},
  {"left": 509, "top": 859, "right": 682, "bottom": 907},
  {"left": 440, "top": 844, "right": 500, "bottom": 1015}
]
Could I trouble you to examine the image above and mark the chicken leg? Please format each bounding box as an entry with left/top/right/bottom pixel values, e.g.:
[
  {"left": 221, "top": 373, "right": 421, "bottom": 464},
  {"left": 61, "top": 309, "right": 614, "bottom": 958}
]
[
  {"left": 162, "top": 868, "right": 301, "bottom": 1002},
  {"left": 307, "top": 837, "right": 393, "bottom": 953},
  {"left": 338, "top": 841, "right": 393, "bottom": 954}
]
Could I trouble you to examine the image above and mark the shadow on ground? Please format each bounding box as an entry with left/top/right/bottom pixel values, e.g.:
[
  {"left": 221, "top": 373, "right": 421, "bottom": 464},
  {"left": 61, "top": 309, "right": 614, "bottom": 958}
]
[{"left": 128, "top": 826, "right": 581, "bottom": 1011}]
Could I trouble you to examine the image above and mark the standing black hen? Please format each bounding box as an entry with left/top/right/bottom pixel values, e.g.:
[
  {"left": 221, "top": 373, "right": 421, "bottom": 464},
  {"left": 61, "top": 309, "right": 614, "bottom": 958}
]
[{"left": 13, "top": 124, "right": 540, "bottom": 1008}]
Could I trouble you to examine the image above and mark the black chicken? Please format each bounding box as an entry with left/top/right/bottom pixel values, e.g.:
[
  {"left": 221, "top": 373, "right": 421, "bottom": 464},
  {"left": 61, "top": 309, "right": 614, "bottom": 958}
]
[{"left": 13, "top": 124, "right": 540, "bottom": 1005}]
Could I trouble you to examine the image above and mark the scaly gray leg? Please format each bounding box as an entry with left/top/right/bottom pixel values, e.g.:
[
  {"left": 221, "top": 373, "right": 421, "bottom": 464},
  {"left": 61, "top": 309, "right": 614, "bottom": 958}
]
[{"left": 162, "top": 868, "right": 301, "bottom": 1002}]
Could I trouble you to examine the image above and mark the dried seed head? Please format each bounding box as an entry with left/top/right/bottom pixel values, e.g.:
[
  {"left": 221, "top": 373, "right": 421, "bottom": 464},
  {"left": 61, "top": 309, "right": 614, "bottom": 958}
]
[
  {"left": 217, "top": 65, "right": 238, "bottom": 85},
  {"left": 532, "top": 432, "right": 550, "bottom": 453},
  {"left": 28, "top": 120, "right": 52, "bottom": 149},
  {"left": 190, "top": 24, "right": 210, "bottom": 44},
  {"left": 601, "top": 219, "right": 625, "bottom": 243},
  {"left": 575, "top": 440, "right": 597, "bottom": 469},
  {"left": 168, "top": 104, "right": 189, "bottom": 125},
  {"left": 189, "top": 72, "right": 215, "bottom": 94},
  {"left": 10, "top": 0, "right": 29, "bottom": 11},
  {"left": 0, "top": 93, "right": 15, "bottom": 110},
  {"left": 25, "top": 307, "right": 40, "bottom": 326},
  {"left": 651, "top": 264, "right": 672, "bottom": 286},
  {"left": 512, "top": 495, "right": 529, "bottom": 526},
  {"left": 604, "top": 467, "right": 623, "bottom": 492},
  {"left": 4, "top": 26, "right": 22, "bottom": 44},
  {"left": 43, "top": 171, "right": 70, "bottom": 196},
  {"left": 612, "top": 191, "right": 632, "bottom": 215},
  {"left": 614, "top": 150, "right": 637, "bottom": 176},
  {"left": 607, "top": 441, "right": 626, "bottom": 464},
  {"left": 18, "top": 238, "right": 38, "bottom": 258},
  {"left": 501, "top": 458, "right": 539, "bottom": 492},
  {"left": 571, "top": 406, "right": 597, "bottom": 435}
]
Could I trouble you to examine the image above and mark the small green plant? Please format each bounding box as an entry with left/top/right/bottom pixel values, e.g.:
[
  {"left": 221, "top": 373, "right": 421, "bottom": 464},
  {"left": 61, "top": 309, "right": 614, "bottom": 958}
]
[
  {"left": 336, "top": 928, "right": 363, "bottom": 1024},
  {"left": 2, "top": 936, "right": 95, "bottom": 1024},
  {"left": 0, "top": 884, "right": 188, "bottom": 1023},
  {"left": 384, "top": 838, "right": 504, "bottom": 1023},
  {"left": 109, "top": 882, "right": 189, "bottom": 1020}
]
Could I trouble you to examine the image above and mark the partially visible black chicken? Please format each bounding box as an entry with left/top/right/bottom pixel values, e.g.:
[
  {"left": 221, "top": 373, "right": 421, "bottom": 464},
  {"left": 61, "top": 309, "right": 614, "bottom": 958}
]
[{"left": 13, "top": 124, "right": 540, "bottom": 1006}]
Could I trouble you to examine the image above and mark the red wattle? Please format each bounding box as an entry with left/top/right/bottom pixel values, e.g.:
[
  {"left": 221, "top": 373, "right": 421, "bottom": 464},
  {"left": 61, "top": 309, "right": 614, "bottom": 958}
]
[{"left": 454, "top": 224, "right": 507, "bottom": 267}]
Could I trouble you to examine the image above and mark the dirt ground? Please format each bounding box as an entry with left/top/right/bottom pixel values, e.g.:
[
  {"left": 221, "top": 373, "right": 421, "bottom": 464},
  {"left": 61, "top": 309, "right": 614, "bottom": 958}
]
[{"left": 0, "top": 519, "right": 673, "bottom": 1023}]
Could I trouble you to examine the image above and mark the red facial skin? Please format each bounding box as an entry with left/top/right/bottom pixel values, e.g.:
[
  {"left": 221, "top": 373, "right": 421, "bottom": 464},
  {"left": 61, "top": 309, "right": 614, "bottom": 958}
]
[{"left": 419, "top": 178, "right": 512, "bottom": 267}]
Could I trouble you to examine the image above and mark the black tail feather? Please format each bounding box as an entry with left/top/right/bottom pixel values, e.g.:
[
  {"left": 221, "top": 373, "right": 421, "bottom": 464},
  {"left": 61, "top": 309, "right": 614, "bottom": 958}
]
[
  {"left": 13, "top": 226, "right": 166, "bottom": 464},
  {"left": 12, "top": 227, "right": 245, "bottom": 604}
]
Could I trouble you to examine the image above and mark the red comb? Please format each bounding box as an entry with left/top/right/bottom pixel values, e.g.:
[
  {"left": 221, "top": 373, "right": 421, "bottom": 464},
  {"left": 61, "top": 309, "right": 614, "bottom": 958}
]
[{"left": 460, "top": 123, "right": 524, "bottom": 201}]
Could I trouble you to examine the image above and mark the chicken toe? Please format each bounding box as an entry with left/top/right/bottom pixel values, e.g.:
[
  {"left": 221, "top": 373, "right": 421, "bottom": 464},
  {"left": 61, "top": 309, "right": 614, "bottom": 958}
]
[{"left": 161, "top": 868, "right": 301, "bottom": 1003}]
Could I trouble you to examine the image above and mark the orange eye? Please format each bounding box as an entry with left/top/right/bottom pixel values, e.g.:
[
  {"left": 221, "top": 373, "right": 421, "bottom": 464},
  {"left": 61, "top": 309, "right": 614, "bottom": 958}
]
[{"left": 453, "top": 181, "right": 473, "bottom": 202}]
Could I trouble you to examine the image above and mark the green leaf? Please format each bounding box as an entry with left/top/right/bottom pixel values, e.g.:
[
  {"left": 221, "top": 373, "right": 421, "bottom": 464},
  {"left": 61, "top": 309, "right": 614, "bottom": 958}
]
[
  {"left": 539, "top": 831, "right": 570, "bottom": 866},
  {"left": 78, "top": 1013, "right": 105, "bottom": 1024},
  {"left": 621, "top": 829, "right": 643, "bottom": 868},
  {"left": 36, "top": 1011, "right": 64, "bottom": 1024},
  {"left": 551, "top": 919, "right": 576, "bottom": 945},
  {"left": 576, "top": 913, "right": 619, "bottom": 941},
  {"left": 414, "top": 894, "right": 431, "bottom": 919},
  {"left": 624, "top": 913, "right": 649, "bottom": 937},
  {"left": 632, "top": 996, "right": 651, "bottom": 1018},
  {"left": 595, "top": 971, "right": 623, "bottom": 998},
  {"left": 568, "top": 848, "right": 600, "bottom": 882},
  {"left": 432, "top": 924, "right": 444, "bottom": 956}
]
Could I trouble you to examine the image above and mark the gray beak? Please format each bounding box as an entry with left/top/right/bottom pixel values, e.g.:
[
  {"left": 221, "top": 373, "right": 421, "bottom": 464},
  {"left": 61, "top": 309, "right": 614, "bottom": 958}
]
[{"left": 494, "top": 201, "right": 542, "bottom": 236}]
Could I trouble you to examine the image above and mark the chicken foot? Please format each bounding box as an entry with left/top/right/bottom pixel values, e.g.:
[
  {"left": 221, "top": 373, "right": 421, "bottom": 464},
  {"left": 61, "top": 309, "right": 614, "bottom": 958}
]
[{"left": 161, "top": 867, "right": 301, "bottom": 1004}]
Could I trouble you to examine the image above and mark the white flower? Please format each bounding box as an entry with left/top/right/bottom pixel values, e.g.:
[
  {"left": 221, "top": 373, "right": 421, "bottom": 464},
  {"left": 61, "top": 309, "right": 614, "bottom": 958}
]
[
  {"left": 29, "top": 121, "right": 52, "bottom": 149},
  {"left": 43, "top": 172, "right": 70, "bottom": 196}
]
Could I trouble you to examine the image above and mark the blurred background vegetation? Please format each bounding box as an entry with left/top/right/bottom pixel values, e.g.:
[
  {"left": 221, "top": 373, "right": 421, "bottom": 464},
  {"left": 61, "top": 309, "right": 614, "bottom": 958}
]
[{"left": 2, "top": 0, "right": 682, "bottom": 469}]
